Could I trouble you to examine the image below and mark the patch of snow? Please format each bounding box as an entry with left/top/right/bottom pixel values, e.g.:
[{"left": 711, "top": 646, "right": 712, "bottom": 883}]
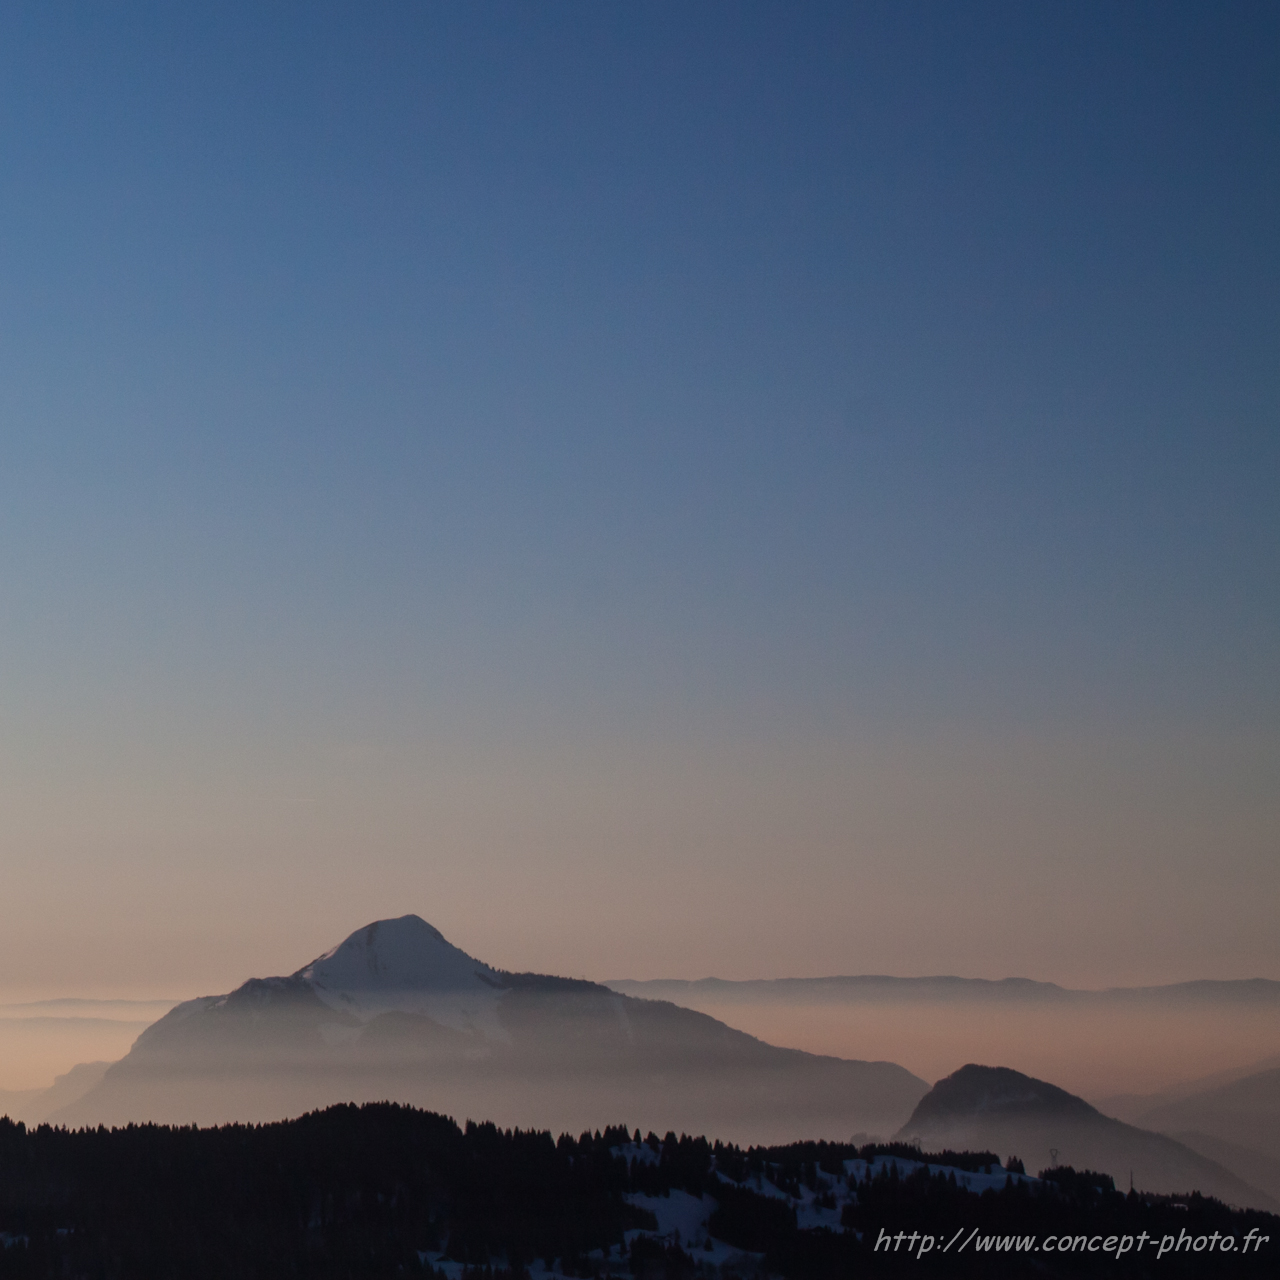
[
  {"left": 612, "top": 1140, "right": 661, "bottom": 1167},
  {"left": 713, "top": 1169, "right": 793, "bottom": 1202},
  {"left": 527, "top": 1253, "right": 628, "bottom": 1280},
  {"left": 624, "top": 1190, "right": 717, "bottom": 1243},
  {"left": 417, "top": 1251, "right": 466, "bottom": 1279},
  {"left": 690, "top": 1237, "right": 767, "bottom": 1273},
  {"left": 845, "top": 1157, "right": 1039, "bottom": 1193},
  {"left": 794, "top": 1193, "right": 845, "bottom": 1232},
  {"left": 713, "top": 1167, "right": 846, "bottom": 1232}
]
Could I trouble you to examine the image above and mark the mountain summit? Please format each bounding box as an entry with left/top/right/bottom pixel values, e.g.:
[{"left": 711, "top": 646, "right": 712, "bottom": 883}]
[
  {"left": 53, "top": 916, "right": 928, "bottom": 1143},
  {"left": 294, "top": 915, "right": 505, "bottom": 1036},
  {"left": 909, "top": 1063, "right": 1098, "bottom": 1124},
  {"left": 296, "top": 915, "right": 498, "bottom": 998}
]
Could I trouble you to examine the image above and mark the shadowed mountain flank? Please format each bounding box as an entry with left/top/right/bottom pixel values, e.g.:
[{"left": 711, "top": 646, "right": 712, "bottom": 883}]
[{"left": 51, "top": 916, "right": 927, "bottom": 1144}]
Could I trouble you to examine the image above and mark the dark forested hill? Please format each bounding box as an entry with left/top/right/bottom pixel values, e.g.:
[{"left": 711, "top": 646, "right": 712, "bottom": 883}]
[{"left": 0, "top": 1103, "right": 1275, "bottom": 1279}]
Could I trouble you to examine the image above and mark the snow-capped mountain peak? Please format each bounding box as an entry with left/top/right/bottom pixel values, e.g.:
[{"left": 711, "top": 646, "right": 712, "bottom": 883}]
[{"left": 294, "top": 915, "right": 505, "bottom": 1037}]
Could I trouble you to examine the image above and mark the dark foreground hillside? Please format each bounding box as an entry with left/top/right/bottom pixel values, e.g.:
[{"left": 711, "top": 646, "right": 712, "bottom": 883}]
[{"left": 0, "top": 1103, "right": 1275, "bottom": 1278}]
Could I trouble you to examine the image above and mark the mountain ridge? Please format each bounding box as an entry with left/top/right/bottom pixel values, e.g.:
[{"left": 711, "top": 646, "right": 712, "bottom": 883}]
[
  {"left": 606, "top": 974, "right": 1280, "bottom": 1005},
  {"left": 50, "top": 916, "right": 929, "bottom": 1144}
]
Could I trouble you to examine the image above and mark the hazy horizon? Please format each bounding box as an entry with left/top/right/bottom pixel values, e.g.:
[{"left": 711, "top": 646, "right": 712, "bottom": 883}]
[{"left": 3, "top": 915, "right": 1279, "bottom": 1097}]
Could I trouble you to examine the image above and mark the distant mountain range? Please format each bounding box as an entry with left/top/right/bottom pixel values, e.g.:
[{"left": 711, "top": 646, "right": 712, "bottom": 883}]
[
  {"left": 1096, "top": 1060, "right": 1280, "bottom": 1205},
  {"left": 51, "top": 916, "right": 927, "bottom": 1144},
  {"left": 606, "top": 973, "right": 1280, "bottom": 1008},
  {"left": 604, "top": 971, "right": 1280, "bottom": 1123}
]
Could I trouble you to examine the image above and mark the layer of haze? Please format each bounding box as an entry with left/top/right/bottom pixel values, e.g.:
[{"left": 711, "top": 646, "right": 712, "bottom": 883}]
[
  {"left": 0, "top": 1002, "right": 174, "bottom": 1092},
  {"left": 618, "top": 997, "right": 1280, "bottom": 1103},
  {"left": 0, "top": 2, "right": 1277, "bottom": 1016}
]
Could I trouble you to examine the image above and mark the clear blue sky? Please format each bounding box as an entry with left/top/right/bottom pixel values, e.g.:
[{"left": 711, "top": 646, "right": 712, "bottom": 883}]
[{"left": 0, "top": 2, "right": 1276, "bottom": 993}]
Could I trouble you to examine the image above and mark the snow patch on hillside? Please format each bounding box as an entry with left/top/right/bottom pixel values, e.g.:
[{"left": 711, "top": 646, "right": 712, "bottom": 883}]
[
  {"left": 624, "top": 1190, "right": 717, "bottom": 1242},
  {"left": 846, "top": 1155, "right": 1038, "bottom": 1194}
]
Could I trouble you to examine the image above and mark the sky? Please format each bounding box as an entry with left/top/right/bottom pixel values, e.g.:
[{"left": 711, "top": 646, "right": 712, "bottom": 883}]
[{"left": 0, "top": 1, "right": 1276, "bottom": 998}]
